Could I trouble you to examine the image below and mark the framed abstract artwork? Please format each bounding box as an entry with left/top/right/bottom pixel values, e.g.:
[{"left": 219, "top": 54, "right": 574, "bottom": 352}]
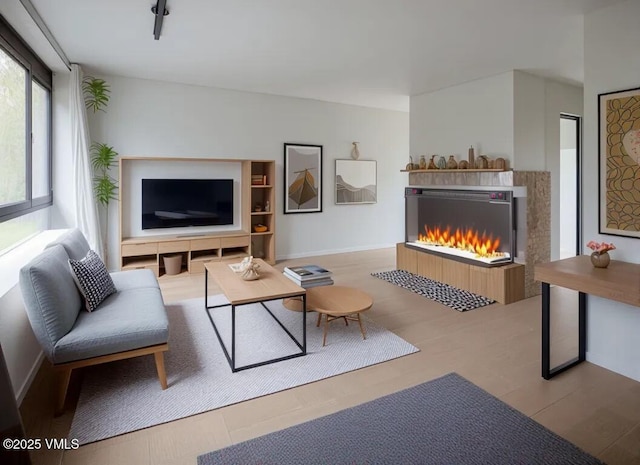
[
  {"left": 284, "top": 143, "right": 322, "bottom": 214},
  {"left": 335, "top": 159, "right": 377, "bottom": 204},
  {"left": 598, "top": 86, "right": 640, "bottom": 237}
]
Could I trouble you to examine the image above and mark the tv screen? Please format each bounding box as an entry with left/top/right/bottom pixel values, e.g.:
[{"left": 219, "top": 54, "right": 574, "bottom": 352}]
[{"left": 142, "top": 179, "right": 233, "bottom": 230}]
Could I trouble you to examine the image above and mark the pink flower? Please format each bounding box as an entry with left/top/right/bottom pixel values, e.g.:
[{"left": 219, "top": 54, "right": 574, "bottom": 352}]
[{"left": 586, "top": 241, "right": 616, "bottom": 254}]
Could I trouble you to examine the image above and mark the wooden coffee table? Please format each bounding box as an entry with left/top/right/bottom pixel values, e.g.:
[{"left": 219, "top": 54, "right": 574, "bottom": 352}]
[
  {"left": 204, "top": 259, "right": 307, "bottom": 372},
  {"left": 284, "top": 285, "right": 373, "bottom": 346}
]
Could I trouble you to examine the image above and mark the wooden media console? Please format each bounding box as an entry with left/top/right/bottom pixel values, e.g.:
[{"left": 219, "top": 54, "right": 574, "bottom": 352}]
[{"left": 396, "top": 243, "right": 525, "bottom": 304}]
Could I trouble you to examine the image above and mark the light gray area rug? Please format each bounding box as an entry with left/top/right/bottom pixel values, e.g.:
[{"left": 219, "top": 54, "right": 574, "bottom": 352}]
[
  {"left": 69, "top": 295, "right": 418, "bottom": 444},
  {"left": 198, "top": 372, "right": 604, "bottom": 465}
]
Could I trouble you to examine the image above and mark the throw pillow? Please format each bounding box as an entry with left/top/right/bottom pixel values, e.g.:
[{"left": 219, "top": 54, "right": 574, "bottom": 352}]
[{"left": 68, "top": 250, "right": 116, "bottom": 312}]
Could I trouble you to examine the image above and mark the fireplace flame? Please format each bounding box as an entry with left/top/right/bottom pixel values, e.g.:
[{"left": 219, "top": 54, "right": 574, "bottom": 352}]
[{"left": 418, "top": 225, "right": 504, "bottom": 258}]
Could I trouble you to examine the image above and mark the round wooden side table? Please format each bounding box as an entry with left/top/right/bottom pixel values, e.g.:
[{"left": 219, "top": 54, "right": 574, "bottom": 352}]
[{"left": 283, "top": 285, "right": 373, "bottom": 346}]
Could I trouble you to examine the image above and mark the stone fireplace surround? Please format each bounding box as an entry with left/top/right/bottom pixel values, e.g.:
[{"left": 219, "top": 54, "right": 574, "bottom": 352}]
[{"left": 406, "top": 170, "right": 550, "bottom": 299}]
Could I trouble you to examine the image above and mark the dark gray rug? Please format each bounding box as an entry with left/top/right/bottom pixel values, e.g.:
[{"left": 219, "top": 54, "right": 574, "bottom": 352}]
[
  {"left": 198, "top": 372, "right": 603, "bottom": 465},
  {"left": 372, "top": 269, "right": 494, "bottom": 311}
]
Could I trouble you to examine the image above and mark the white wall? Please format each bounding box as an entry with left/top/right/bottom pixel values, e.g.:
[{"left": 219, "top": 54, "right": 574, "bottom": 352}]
[
  {"left": 0, "top": 284, "right": 44, "bottom": 401},
  {"left": 410, "top": 72, "right": 514, "bottom": 164},
  {"left": 513, "top": 71, "right": 546, "bottom": 171},
  {"left": 85, "top": 75, "right": 409, "bottom": 268},
  {"left": 583, "top": 0, "right": 640, "bottom": 382}
]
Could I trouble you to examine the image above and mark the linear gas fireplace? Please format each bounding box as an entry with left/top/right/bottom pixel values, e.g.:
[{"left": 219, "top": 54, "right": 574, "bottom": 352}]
[{"left": 405, "top": 188, "right": 516, "bottom": 267}]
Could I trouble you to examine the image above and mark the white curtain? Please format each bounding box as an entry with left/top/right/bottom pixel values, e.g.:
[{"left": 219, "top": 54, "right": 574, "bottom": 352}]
[{"left": 70, "top": 64, "right": 103, "bottom": 258}]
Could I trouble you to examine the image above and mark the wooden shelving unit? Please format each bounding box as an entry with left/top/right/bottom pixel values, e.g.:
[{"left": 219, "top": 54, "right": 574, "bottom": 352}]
[
  {"left": 118, "top": 157, "right": 277, "bottom": 276},
  {"left": 249, "top": 161, "right": 276, "bottom": 264}
]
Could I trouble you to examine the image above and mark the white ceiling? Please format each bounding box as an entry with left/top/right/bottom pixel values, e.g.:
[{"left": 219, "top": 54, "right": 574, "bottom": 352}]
[{"left": 1, "top": 0, "right": 624, "bottom": 111}]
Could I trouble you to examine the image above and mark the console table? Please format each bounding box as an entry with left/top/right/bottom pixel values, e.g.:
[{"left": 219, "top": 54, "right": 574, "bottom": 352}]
[{"left": 534, "top": 255, "right": 640, "bottom": 380}]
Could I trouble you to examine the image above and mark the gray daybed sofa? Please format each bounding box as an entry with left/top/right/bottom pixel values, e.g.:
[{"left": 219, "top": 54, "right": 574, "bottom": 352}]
[{"left": 19, "top": 229, "right": 169, "bottom": 414}]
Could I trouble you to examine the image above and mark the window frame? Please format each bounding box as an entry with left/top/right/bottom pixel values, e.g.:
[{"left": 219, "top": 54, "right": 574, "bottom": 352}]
[{"left": 0, "top": 14, "right": 53, "bottom": 223}]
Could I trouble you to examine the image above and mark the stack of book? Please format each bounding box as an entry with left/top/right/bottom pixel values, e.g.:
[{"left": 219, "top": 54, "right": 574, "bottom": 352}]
[
  {"left": 251, "top": 174, "right": 267, "bottom": 185},
  {"left": 283, "top": 265, "right": 333, "bottom": 288}
]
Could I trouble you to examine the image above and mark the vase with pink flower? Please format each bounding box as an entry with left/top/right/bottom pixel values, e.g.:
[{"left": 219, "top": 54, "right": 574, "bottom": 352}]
[{"left": 586, "top": 240, "right": 616, "bottom": 268}]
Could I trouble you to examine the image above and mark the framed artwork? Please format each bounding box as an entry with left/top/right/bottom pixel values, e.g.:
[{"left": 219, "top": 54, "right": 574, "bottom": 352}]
[
  {"left": 335, "top": 159, "right": 377, "bottom": 204},
  {"left": 598, "top": 86, "right": 640, "bottom": 237},
  {"left": 284, "top": 143, "right": 322, "bottom": 214}
]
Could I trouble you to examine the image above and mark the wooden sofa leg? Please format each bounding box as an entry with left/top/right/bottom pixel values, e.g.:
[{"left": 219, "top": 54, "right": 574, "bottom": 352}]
[
  {"left": 154, "top": 351, "right": 168, "bottom": 390},
  {"left": 55, "top": 367, "right": 72, "bottom": 416}
]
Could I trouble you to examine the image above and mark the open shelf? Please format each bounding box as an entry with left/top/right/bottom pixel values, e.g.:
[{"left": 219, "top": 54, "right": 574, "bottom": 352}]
[
  {"left": 190, "top": 251, "right": 219, "bottom": 262},
  {"left": 251, "top": 211, "right": 274, "bottom": 216},
  {"left": 122, "top": 255, "right": 157, "bottom": 268},
  {"left": 221, "top": 247, "right": 250, "bottom": 259}
]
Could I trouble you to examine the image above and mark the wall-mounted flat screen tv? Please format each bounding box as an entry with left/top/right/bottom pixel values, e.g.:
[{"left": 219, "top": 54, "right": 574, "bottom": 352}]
[{"left": 142, "top": 179, "right": 233, "bottom": 230}]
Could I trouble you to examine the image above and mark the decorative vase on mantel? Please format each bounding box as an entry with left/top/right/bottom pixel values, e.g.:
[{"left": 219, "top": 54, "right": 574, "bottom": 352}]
[{"left": 590, "top": 252, "right": 610, "bottom": 269}]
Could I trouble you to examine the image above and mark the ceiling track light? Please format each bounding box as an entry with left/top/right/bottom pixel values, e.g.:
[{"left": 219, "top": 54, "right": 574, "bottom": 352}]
[{"left": 151, "top": 0, "right": 170, "bottom": 40}]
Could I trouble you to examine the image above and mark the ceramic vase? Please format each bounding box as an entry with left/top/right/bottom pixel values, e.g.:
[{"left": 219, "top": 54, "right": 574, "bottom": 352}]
[
  {"left": 419, "top": 155, "right": 427, "bottom": 170},
  {"left": 476, "top": 155, "right": 489, "bottom": 169},
  {"left": 436, "top": 156, "right": 447, "bottom": 169},
  {"left": 446, "top": 155, "right": 458, "bottom": 169},
  {"left": 590, "top": 251, "right": 610, "bottom": 268}
]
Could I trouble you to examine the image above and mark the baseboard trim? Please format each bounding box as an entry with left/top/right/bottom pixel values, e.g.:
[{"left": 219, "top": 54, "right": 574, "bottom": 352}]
[
  {"left": 277, "top": 243, "right": 395, "bottom": 261},
  {"left": 17, "top": 350, "right": 44, "bottom": 405}
]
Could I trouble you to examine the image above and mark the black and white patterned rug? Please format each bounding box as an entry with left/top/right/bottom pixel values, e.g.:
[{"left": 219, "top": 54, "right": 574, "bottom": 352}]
[{"left": 372, "top": 269, "right": 495, "bottom": 312}]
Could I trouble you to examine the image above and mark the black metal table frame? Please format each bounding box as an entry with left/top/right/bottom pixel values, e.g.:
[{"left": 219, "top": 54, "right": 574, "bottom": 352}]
[
  {"left": 205, "top": 268, "right": 307, "bottom": 373},
  {"left": 541, "top": 282, "right": 586, "bottom": 380}
]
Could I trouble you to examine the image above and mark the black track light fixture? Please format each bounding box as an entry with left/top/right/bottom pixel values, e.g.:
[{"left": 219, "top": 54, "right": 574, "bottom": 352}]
[{"left": 151, "top": 0, "right": 170, "bottom": 40}]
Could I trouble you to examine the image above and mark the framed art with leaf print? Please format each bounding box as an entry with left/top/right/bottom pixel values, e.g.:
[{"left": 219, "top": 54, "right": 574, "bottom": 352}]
[
  {"left": 284, "top": 143, "right": 322, "bottom": 214},
  {"left": 599, "top": 86, "right": 640, "bottom": 238}
]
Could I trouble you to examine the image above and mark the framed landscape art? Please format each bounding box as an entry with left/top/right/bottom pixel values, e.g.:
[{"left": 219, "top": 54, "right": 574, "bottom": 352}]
[
  {"left": 335, "top": 159, "right": 377, "bottom": 204},
  {"left": 284, "top": 143, "right": 322, "bottom": 214},
  {"left": 598, "top": 86, "right": 640, "bottom": 237}
]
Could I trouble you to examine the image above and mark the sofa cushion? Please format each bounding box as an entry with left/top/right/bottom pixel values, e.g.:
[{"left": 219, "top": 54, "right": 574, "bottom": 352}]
[
  {"left": 52, "top": 287, "right": 169, "bottom": 364},
  {"left": 110, "top": 269, "right": 160, "bottom": 291},
  {"left": 69, "top": 250, "right": 117, "bottom": 312},
  {"left": 45, "top": 228, "right": 91, "bottom": 261},
  {"left": 19, "top": 245, "right": 82, "bottom": 360}
]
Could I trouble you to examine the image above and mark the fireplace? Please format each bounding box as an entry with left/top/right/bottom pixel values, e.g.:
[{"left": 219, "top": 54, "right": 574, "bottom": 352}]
[{"left": 405, "top": 188, "right": 517, "bottom": 268}]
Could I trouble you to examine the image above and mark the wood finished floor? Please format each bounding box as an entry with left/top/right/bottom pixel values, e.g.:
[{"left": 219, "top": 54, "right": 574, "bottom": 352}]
[{"left": 20, "top": 248, "right": 640, "bottom": 465}]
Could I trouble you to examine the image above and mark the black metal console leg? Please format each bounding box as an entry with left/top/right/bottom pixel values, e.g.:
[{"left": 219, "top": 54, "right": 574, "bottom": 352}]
[
  {"left": 542, "top": 282, "right": 551, "bottom": 379},
  {"left": 578, "top": 291, "right": 586, "bottom": 362},
  {"left": 542, "top": 283, "right": 585, "bottom": 380}
]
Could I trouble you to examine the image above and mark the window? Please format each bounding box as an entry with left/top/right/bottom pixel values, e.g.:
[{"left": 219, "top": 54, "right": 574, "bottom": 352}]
[{"left": 0, "top": 15, "right": 53, "bottom": 224}]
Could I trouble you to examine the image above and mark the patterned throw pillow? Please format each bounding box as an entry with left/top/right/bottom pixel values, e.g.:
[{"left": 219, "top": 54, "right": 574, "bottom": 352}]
[{"left": 68, "top": 250, "right": 116, "bottom": 312}]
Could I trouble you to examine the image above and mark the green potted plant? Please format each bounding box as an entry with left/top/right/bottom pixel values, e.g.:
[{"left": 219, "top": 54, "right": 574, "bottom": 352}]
[
  {"left": 83, "top": 76, "right": 118, "bottom": 262},
  {"left": 91, "top": 142, "right": 118, "bottom": 207},
  {"left": 83, "top": 76, "right": 110, "bottom": 113}
]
